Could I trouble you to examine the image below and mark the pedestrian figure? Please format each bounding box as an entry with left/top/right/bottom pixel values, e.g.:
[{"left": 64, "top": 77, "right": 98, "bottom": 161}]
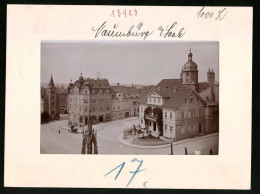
[
  {"left": 185, "top": 147, "right": 188, "bottom": 155},
  {"left": 58, "top": 129, "right": 60, "bottom": 133}
]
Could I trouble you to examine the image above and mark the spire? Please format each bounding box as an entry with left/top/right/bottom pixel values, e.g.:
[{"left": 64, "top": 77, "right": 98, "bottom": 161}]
[
  {"left": 48, "top": 75, "right": 55, "bottom": 87},
  {"left": 188, "top": 48, "right": 193, "bottom": 61}
]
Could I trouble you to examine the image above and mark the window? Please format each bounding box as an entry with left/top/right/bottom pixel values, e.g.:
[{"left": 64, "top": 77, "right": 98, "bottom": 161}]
[
  {"left": 165, "top": 111, "right": 167, "bottom": 118},
  {"left": 100, "top": 98, "right": 103, "bottom": 103},
  {"left": 158, "top": 98, "right": 161, "bottom": 103},
  {"left": 170, "top": 112, "right": 172, "bottom": 119},
  {"left": 190, "top": 110, "right": 195, "bottom": 118},
  {"left": 85, "top": 107, "right": 88, "bottom": 113},
  {"left": 70, "top": 98, "right": 72, "bottom": 102},
  {"left": 141, "top": 107, "right": 143, "bottom": 112},
  {"left": 118, "top": 106, "right": 120, "bottom": 110},
  {"left": 92, "top": 107, "right": 95, "bottom": 112},
  {"left": 187, "top": 72, "right": 189, "bottom": 76},
  {"left": 149, "top": 122, "right": 151, "bottom": 126},
  {"left": 84, "top": 99, "right": 87, "bottom": 103},
  {"left": 100, "top": 107, "right": 103, "bottom": 111},
  {"left": 165, "top": 124, "right": 168, "bottom": 132},
  {"left": 181, "top": 111, "right": 185, "bottom": 119},
  {"left": 148, "top": 98, "right": 151, "bottom": 102},
  {"left": 170, "top": 126, "right": 173, "bottom": 133},
  {"left": 199, "top": 109, "right": 202, "bottom": 117},
  {"left": 74, "top": 105, "right": 77, "bottom": 112},
  {"left": 107, "top": 106, "right": 110, "bottom": 110},
  {"left": 80, "top": 116, "right": 83, "bottom": 123},
  {"left": 189, "top": 98, "right": 195, "bottom": 103},
  {"left": 80, "top": 106, "right": 82, "bottom": 113},
  {"left": 141, "top": 119, "right": 143, "bottom": 124},
  {"left": 190, "top": 125, "right": 196, "bottom": 132},
  {"left": 153, "top": 98, "right": 156, "bottom": 103}
]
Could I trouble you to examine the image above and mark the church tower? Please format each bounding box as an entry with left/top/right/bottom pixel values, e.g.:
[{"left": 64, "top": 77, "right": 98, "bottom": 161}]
[
  {"left": 181, "top": 49, "right": 199, "bottom": 92},
  {"left": 47, "top": 75, "right": 58, "bottom": 119},
  {"left": 207, "top": 68, "right": 215, "bottom": 85}
]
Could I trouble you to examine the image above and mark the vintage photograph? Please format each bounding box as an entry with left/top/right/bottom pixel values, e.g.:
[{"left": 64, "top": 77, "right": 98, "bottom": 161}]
[{"left": 40, "top": 41, "right": 219, "bottom": 155}]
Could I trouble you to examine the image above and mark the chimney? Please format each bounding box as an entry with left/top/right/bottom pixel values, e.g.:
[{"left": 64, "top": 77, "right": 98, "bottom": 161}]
[
  {"left": 173, "top": 87, "right": 176, "bottom": 93},
  {"left": 117, "top": 83, "right": 120, "bottom": 86},
  {"left": 158, "top": 86, "right": 160, "bottom": 92}
]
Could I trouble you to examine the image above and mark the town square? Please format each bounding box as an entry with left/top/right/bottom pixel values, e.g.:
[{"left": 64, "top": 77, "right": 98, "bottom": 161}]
[{"left": 41, "top": 41, "right": 219, "bottom": 155}]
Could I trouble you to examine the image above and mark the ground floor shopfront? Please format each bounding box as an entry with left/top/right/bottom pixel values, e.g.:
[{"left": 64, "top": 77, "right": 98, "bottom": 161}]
[
  {"left": 68, "top": 113, "right": 112, "bottom": 127},
  {"left": 140, "top": 115, "right": 217, "bottom": 141}
]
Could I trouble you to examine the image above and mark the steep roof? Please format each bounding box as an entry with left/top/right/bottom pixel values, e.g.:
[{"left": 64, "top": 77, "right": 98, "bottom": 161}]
[
  {"left": 162, "top": 88, "right": 193, "bottom": 109},
  {"left": 156, "top": 79, "right": 182, "bottom": 89},
  {"left": 199, "top": 85, "right": 219, "bottom": 103},
  {"left": 139, "top": 87, "right": 179, "bottom": 105},
  {"left": 88, "top": 79, "right": 111, "bottom": 88},
  {"left": 48, "top": 75, "right": 55, "bottom": 88},
  {"left": 198, "top": 82, "right": 211, "bottom": 92}
]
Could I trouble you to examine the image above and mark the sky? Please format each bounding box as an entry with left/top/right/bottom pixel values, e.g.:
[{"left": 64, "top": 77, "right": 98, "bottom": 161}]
[{"left": 41, "top": 40, "right": 219, "bottom": 85}]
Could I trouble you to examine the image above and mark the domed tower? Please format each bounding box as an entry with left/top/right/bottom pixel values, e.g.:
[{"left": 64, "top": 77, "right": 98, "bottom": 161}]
[
  {"left": 47, "top": 75, "right": 58, "bottom": 119},
  {"left": 181, "top": 49, "right": 199, "bottom": 92}
]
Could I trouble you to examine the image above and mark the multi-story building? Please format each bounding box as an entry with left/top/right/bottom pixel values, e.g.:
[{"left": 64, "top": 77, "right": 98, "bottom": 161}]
[
  {"left": 111, "top": 85, "right": 141, "bottom": 120},
  {"left": 139, "top": 50, "right": 219, "bottom": 140},
  {"left": 67, "top": 74, "right": 113, "bottom": 127},
  {"left": 112, "top": 91, "right": 131, "bottom": 120},
  {"left": 41, "top": 76, "right": 59, "bottom": 119},
  {"left": 58, "top": 92, "right": 68, "bottom": 114}
]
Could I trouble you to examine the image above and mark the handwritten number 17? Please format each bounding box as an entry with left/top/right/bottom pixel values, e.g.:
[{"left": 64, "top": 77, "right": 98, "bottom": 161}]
[{"left": 104, "top": 158, "right": 147, "bottom": 187}]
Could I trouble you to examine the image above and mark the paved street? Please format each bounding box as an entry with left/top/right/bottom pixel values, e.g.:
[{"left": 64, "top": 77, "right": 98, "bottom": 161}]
[{"left": 41, "top": 117, "right": 219, "bottom": 155}]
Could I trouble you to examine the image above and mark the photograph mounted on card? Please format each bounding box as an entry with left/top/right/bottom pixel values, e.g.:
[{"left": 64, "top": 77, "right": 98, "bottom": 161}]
[
  {"left": 41, "top": 40, "right": 219, "bottom": 155},
  {"left": 5, "top": 5, "right": 252, "bottom": 189}
]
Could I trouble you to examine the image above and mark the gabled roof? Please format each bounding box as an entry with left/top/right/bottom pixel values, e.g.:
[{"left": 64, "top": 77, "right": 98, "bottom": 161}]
[
  {"left": 162, "top": 88, "right": 206, "bottom": 109},
  {"left": 139, "top": 87, "right": 179, "bottom": 105},
  {"left": 111, "top": 85, "right": 140, "bottom": 97},
  {"left": 147, "top": 90, "right": 172, "bottom": 98},
  {"left": 156, "top": 79, "right": 182, "bottom": 89}
]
